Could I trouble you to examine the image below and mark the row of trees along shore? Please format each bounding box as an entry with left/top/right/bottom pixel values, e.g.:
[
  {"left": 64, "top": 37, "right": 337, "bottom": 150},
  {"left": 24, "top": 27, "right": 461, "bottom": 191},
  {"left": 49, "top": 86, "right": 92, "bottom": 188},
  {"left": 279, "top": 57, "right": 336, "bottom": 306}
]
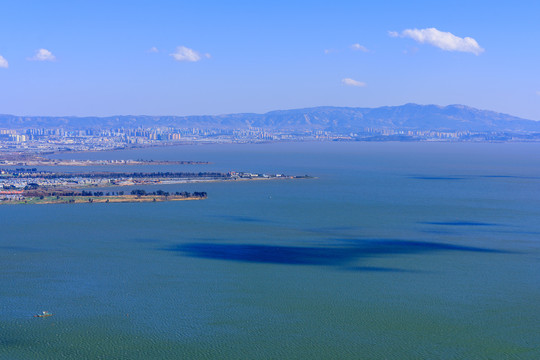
[
  {"left": 22, "top": 189, "right": 207, "bottom": 198},
  {"left": 6, "top": 171, "right": 228, "bottom": 179},
  {"left": 129, "top": 189, "right": 206, "bottom": 197}
]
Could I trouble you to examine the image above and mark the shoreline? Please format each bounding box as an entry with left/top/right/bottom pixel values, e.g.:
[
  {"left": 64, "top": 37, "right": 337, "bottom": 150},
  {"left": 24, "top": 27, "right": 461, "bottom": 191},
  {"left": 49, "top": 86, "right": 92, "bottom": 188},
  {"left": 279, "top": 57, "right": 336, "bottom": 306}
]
[
  {"left": 1, "top": 169, "right": 312, "bottom": 191},
  {"left": 0, "top": 158, "right": 210, "bottom": 166},
  {"left": 85, "top": 175, "right": 306, "bottom": 188}
]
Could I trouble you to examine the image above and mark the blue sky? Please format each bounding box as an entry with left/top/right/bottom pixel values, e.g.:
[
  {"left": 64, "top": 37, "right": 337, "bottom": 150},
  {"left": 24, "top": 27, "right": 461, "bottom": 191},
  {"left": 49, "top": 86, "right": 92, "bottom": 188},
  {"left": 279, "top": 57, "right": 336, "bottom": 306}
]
[{"left": 0, "top": 0, "right": 539, "bottom": 119}]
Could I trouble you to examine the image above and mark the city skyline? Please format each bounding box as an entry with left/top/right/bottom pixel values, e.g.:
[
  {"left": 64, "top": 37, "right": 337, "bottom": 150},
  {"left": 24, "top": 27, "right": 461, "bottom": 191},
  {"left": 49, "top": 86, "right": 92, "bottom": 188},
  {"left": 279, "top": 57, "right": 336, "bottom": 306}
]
[{"left": 1, "top": 0, "right": 539, "bottom": 120}]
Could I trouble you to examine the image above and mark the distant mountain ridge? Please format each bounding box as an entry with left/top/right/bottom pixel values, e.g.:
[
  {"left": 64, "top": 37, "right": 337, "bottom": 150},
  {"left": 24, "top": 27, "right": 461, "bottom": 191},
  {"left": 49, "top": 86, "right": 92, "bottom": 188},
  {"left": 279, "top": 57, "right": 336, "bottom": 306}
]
[{"left": 1, "top": 104, "right": 539, "bottom": 133}]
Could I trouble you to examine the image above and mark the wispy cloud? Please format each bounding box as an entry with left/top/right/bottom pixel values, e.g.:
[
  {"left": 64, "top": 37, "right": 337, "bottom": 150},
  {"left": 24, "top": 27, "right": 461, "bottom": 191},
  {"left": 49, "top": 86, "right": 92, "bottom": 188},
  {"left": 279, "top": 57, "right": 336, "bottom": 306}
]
[
  {"left": 342, "top": 78, "right": 366, "bottom": 87},
  {"left": 536, "top": 91, "right": 540, "bottom": 96},
  {"left": 351, "top": 43, "right": 369, "bottom": 52},
  {"left": 0, "top": 55, "right": 8, "bottom": 68},
  {"left": 29, "top": 48, "right": 56, "bottom": 61},
  {"left": 148, "top": 46, "right": 159, "bottom": 53},
  {"left": 170, "top": 46, "right": 208, "bottom": 62},
  {"left": 324, "top": 49, "right": 337, "bottom": 55},
  {"left": 389, "top": 27, "right": 484, "bottom": 55}
]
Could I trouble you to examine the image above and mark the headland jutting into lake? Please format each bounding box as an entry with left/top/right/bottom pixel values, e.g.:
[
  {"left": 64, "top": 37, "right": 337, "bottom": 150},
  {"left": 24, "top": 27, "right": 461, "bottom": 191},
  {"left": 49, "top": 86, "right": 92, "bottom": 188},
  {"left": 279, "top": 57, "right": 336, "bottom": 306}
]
[
  {"left": 0, "top": 167, "right": 311, "bottom": 205},
  {"left": 2, "top": 190, "right": 207, "bottom": 205},
  {"left": 0, "top": 157, "right": 209, "bottom": 166}
]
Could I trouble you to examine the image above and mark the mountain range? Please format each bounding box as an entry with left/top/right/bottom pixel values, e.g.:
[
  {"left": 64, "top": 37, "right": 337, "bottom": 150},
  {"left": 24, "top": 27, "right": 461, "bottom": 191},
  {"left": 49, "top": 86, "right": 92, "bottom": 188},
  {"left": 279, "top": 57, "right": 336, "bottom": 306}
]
[{"left": 1, "top": 104, "right": 539, "bottom": 133}]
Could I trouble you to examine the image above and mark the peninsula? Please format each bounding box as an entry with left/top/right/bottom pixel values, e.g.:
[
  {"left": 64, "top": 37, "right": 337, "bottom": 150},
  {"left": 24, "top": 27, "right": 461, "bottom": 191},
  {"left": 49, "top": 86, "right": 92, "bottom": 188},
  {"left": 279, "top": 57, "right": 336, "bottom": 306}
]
[
  {"left": 2, "top": 189, "right": 207, "bottom": 205},
  {"left": 0, "top": 157, "right": 209, "bottom": 167},
  {"left": 0, "top": 168, "right": 302, "bottom": 190},
  {"left": 0, "top": 168, "right": 310, "bottom": 205}
]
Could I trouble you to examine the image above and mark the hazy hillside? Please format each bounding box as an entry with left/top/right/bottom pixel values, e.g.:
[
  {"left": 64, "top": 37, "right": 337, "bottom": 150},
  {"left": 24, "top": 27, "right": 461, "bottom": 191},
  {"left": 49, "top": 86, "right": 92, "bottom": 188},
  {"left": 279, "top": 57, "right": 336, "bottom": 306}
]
[{"left": 1, "top": 104, "right": 539, "bottom": 133}]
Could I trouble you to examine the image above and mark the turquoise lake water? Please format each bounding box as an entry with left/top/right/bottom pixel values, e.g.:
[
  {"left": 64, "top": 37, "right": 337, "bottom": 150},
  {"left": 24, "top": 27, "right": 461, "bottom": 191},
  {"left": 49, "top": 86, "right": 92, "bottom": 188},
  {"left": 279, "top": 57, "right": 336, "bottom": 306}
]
[{"left": 1, "top": 142, "right": 539, "bottom": 359}]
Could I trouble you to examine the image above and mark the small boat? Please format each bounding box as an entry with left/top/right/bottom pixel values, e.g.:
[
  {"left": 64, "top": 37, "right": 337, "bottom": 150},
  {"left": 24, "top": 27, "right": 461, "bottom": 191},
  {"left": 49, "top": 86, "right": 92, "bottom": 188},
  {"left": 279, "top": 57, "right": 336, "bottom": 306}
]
[{"left": 34, "top": 311, "right": 53, "bottom": 318}]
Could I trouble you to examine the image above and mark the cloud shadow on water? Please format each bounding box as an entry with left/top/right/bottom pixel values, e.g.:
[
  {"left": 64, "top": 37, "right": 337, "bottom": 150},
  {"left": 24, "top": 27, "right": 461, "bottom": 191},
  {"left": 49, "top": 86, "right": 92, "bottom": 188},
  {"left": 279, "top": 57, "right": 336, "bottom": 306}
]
[{"left": 164, "top": 239, "right": 510, "bottom": 270}]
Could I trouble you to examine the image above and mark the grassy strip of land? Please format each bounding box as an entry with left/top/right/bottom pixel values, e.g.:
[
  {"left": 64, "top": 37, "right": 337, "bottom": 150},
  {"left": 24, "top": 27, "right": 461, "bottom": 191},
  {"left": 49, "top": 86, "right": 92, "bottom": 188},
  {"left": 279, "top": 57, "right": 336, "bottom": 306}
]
[
  {"left": 1, "top": 194, "right": 206, "bottom": 205},
  {"left": 0, "top": 159, "right": 209, "bottom": 166}
]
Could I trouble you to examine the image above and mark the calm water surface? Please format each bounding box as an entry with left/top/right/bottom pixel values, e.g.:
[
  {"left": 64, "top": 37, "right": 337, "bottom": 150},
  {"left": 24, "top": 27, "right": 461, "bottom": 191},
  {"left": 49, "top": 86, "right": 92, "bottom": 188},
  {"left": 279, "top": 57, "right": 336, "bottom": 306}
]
[{"left": 1, "top": 142, "right": 539, "bottom": 359}]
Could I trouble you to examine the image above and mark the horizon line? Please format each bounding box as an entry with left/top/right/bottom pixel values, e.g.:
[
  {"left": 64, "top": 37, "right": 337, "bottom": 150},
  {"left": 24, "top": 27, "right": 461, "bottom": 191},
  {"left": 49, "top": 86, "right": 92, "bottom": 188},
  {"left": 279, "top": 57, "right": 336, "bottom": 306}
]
[{"left": 1, "top": 103, "right": 536, "bottom": 121}]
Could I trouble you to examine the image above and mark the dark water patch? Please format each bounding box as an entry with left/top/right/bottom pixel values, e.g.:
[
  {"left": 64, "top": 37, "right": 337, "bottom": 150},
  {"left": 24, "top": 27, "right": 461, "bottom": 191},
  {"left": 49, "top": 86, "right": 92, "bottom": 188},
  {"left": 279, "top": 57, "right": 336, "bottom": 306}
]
[
  {"left": 421, "top": 221, "right": 501, "bottom": 227},
  {"left": 170, "top": 243, "right": 349, "bottom": 266},
  {"left": 165, "top": 239, "right": 509, "bottom": 268}
]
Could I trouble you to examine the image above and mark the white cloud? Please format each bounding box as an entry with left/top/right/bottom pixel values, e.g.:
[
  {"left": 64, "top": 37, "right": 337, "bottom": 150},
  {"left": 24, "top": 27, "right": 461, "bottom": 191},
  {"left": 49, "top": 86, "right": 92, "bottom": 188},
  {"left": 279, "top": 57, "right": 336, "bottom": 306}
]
[
  {"left": 148, "top": 46, "right": 159, "bottom": 53},
  {"left": 342, "top": 78, "right": 366, "bottom": 87},
  {"left": 536, "top": 91, "right": 540, "bottom": 96},
  {"left": 29, "top": 48, "right": 56, "bottom": 61},
  {"left": 351, "top": 43, "right": 369, "bottom": 52},
  {"left": 170, "top": 46, "right": 208, "bottom": 62},
  {"left": 390, "top": 27, "right": 484, "bottom": 55},
  {"left": 324, "top": 49, "right": 337, "bottom": 54},
  {"left": 0, "top": 55, "right": 8, "bottom": 68}
]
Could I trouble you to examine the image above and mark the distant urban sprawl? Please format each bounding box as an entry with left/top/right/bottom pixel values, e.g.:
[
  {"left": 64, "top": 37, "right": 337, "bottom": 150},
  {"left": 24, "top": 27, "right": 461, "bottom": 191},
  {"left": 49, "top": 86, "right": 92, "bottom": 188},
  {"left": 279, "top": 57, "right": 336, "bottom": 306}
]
[{"left": 1, "top": 127, "right": 535, "bottom": 155}]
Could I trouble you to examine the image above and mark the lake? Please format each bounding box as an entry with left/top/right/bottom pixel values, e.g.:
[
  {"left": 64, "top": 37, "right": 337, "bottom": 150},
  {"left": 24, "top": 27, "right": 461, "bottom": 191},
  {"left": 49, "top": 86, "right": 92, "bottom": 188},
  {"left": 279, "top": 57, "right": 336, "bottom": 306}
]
[{"left": 1, "top": 142, "right": 539, "bottom": 359}]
